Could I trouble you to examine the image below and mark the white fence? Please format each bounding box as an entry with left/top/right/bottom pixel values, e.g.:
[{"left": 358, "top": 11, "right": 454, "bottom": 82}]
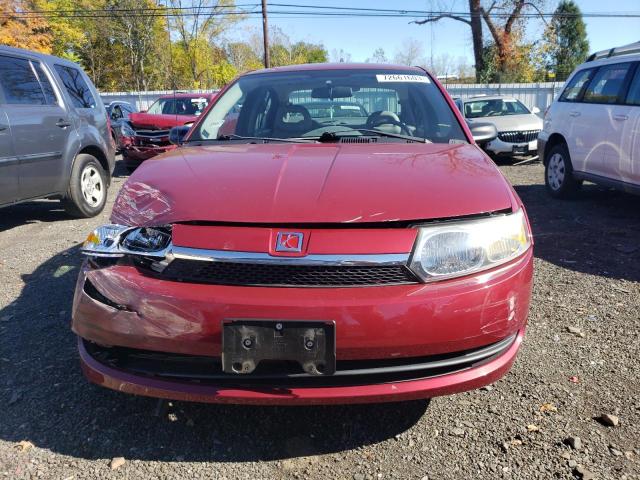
[
  {"left": 99, "top": 82, "right": 565, "bottom": 114},
  {"left": 100, "top": 89, "right": 220, "bottom": 111},
  {"left": 445, "top": 82, "right": 565, "bottom": 113}
]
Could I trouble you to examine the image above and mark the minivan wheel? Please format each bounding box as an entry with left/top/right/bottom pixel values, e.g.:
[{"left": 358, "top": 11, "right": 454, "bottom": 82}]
[
  {"left": 63, "top": 153, "right": 108, "bottom": 218},
  {"left": 545, "top": 144, "right": 581, "bottom": 198}
]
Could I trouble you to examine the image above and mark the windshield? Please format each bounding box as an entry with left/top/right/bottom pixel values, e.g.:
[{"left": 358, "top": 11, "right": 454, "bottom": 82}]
[
  {"left": 463, "top": 99, "right": 531, "bottom": 118},
  {"left": 191, "top": 69, "right": 466, "bottom": 143},
  {"left": 147, "top": 97, "right": 209, "bottom": 116}
]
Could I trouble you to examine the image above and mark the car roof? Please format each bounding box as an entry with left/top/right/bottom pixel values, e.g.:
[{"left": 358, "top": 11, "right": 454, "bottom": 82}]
[
  {"left": 158, "top": 93, "right": 217, "bottom": 100},
  {"left": 576, "top": 52, "right": 640, "bottom": 70},
  {"left": 0, "top": 45, "right": 83, "bottom": 70},
  {"left": 243, "top": 63, "right": 426, "bottom": 76},
  {"left": 462, "top": 95, "right": 518, "bottom": 102}
]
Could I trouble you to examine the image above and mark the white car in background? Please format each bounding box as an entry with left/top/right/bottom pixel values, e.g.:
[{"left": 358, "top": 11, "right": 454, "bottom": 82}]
[
  {"left": 455, "top": 95, "right": 542, "bottom": 158},
  {"left": 539, "top": 41, "right": 640, "bottom": 198}
]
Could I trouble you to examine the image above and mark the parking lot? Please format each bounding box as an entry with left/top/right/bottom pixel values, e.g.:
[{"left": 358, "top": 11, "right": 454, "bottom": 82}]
[{"left": 0, "top": 159, "right": 638, "bottom": 480}]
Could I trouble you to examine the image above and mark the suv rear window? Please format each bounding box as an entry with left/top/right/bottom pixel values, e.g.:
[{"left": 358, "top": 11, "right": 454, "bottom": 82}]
[
  {"left": 559, "top": 69, "right": 594, "bottom": 102},
  {"left": 626, "top": 67, "right": 640, "bottom": 106},
  {"left": 0, "top": 55, "right": 48, "bottom": 105},
  {"left": 54, "top": 65, "right": 96, "bottom": 109},
  {"left": 583, "top": 63, "right": 631, "bottom": 104}
]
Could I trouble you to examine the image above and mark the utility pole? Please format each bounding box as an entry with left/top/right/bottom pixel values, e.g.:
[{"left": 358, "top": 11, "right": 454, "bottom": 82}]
[{"left": 262, "top": 0, "right": 270, "bottom": 68}]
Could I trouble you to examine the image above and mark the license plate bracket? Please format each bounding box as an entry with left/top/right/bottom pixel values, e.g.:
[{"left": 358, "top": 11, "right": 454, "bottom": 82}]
[
  {"left": 512, "top": 144, "right": 528, "bottom": 154},
  {"left": 222, "top": 320, "right": 336, "bottom": 376}
]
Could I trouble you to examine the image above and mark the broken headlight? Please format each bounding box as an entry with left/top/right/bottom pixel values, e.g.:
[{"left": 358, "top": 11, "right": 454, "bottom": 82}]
[{"left": 81, "top": 224, "right": 171, "bottom": 257}]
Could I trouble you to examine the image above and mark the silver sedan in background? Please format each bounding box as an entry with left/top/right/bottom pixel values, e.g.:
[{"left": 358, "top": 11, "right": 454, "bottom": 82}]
[{"left": 455, "top": 95, "right": 543, "bottom": 159}]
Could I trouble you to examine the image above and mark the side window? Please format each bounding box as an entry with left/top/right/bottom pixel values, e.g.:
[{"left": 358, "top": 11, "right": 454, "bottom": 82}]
[
  {"left": 583, "top": 63, "right": 631, "bottom": 104},
  {"left": 0, "top": 55, "right": 46, "bottom": 105},
  {"left": 560, "top": 69, "right": 594, "bottom": 102},
  {"left": 32, "top": 62, "right": 58, "bottom": 105},
  {"left": 625, "top": 66, "right": 640, "bottom": 106},
  {"left": 54, "top": 65, "right": 96, "bottom": 109},
  {"left": 111, "top": 105, "right": 123, "bottom": 119}
]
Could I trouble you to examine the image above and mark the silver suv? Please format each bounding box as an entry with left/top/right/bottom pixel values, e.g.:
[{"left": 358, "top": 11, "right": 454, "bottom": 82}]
[
  {"left": 539, "top": 41, "right": 640, "bottom": 198},
  {"left": 0, "top": 46, "right": 115, "bottom": 217}
]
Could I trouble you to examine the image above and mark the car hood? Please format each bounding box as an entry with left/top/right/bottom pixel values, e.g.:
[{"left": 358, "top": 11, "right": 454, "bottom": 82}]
[
  {"left": 128, "top": 112, "right": 198, "bottom": 130},
  {"left": 468, "top": 114, "right": 542, "bottom": 132},
  {"left": 111, "top": 143, "right": 516, "bottom": 226}
]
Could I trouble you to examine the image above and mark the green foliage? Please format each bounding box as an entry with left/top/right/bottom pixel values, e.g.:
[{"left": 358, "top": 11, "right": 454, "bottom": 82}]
[{"left": 547, "top": 0, "right": 590, "bottom": 80}]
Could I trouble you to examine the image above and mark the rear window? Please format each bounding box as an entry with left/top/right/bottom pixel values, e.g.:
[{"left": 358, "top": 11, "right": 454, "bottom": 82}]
[
  {"left": 559, "top": 69, "right": 594, "bottom": 102},
  {"left": 54, "top": 64, "right": 96, "bottom": 109},
  {"left": 583, "top": 63, "right": 631, "bottom": 104},
  {"left": 147, "top": 97, "right": 209, "bottom": 116},
  {"left": 0, "top": 55, "right": 47, "bottom": 105},
  {"left": 626, "top": 67, "right": 640, "bottom": 106},
  {"left": 463, "top": 98, "right": 530, "bottom": 118}
]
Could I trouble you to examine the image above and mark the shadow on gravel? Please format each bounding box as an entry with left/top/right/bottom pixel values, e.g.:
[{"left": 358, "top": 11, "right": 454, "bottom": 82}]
[
  {"left": 0, "top": 160, "right": 128, "bottom": 233},
  {"left": 515, "top": 182, "right": 640, "bottom": 282},
  {"left": 0, "top": 246, "right": 428, "bottom": 463},
  {"left": 0, "top": 200, "right": 71, "bottom": 233}
]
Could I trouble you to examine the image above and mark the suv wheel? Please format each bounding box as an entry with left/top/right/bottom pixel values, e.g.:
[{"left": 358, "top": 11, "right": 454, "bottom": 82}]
[
  {"left": 63, "top": 153, "right": 108, "bottom": 218},
  {"left": 545, "top": 143, "right": 582, "bottom": 198}
]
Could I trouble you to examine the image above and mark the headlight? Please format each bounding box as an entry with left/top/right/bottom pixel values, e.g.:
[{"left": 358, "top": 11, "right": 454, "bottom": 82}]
[
  {"left": 81, "top": 224, "right": 171, "bottom": 257},
  {"left": 121, "top": 122, "right": 136, "bottom": 137},
  {"left": 409, "top": 209, "right": 531, "bottom": 282}
]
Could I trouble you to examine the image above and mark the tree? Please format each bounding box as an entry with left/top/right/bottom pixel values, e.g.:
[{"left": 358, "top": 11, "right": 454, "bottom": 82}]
[
  {"left": 108, "top": 0, "right": 167, "bottom": 91},
  {"left": 414, "top": 0, "right": 544, "bottom": 81},
  {"left": 366, "top": 47, "right": 388, "bottom": 63},
  {"left": 393, "top": 38, "right": 425, "bottom": 66},
  {"left": 226, "top": 41, "right": 263, "bottom": 72},
  {"left": 168, "top": 0, "right": 241, "bottom": 87},
  {"left": 547, "top": 0, "right": 589, "bottom": 80},
  {"left": 330, "top": 48, "right": 351, "bottom": 63},
  {"left": 0, "top": 0, "right": 52, "bottom": 52}
]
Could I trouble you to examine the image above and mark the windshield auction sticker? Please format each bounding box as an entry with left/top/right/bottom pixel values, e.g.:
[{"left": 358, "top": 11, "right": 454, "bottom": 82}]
[{"left": 376, "top": 74, "right": 430, "bottom": 83}]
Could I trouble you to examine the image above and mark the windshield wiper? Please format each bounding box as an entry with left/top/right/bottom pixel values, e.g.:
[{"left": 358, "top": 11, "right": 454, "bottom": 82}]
[
  {"left": 215, "top": 134, "right": 316, "bottom": 144},
  {"left": 313, "top": 129, "right": 430, "bottom": 143}
]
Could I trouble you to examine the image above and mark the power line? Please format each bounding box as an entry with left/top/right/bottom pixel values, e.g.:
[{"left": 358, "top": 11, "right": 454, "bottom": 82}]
[{"left": 4, "top": 3, "right": 640, "bottom": 19}]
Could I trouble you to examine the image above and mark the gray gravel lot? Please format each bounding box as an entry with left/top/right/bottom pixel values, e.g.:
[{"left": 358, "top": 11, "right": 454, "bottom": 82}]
[{"left": 0, "top": 159, "right": 639, "bottom": 480}]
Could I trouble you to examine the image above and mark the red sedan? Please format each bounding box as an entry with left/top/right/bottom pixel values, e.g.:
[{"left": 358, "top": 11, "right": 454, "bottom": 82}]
[
  {"left": 119, "top": 92, "right": 216, "bottom": 171},
  {"left": 74, "top": 64, "right": 533, "bottom": 405}
]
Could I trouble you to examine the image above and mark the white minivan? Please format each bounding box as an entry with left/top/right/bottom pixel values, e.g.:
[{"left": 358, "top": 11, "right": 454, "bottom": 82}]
[{"left": 538, "top": 41, "right": 640, "bottom": 198}]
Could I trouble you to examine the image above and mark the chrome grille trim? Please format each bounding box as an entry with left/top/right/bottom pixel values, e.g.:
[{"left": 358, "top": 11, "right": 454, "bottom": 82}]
[
  {"left": 169, "top": 246, "right": 410, "bottom": 267},
  {"left": 497, "top": 130, "right": 540, "bottom": 143}
]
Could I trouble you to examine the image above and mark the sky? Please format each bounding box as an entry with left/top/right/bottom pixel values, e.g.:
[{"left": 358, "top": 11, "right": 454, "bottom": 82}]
[{"left": 230, "top": 0, "right": 640, "bottom": 66}]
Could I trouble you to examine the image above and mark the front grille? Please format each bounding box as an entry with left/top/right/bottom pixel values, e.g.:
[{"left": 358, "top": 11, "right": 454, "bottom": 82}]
[
  {"left": 498, "top": 130, "right": 540, "bottom": 143},
  {"left": 84, "top": 334, "right": 516, "bottom": 388},
  {"left": 156, "top": 258, "right": 419, "bottom": 287},
  {"left": 133, "top": 128, "right": 171, "bottom": 147}
]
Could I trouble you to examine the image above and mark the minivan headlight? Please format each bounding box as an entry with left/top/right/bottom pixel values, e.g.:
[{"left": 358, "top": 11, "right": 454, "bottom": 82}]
[
  {"left": 81, "top": 224, "right": 171, "bottom": 257},
  {"left": 409, "top": 209, "right": 531, "bottom": 282}
]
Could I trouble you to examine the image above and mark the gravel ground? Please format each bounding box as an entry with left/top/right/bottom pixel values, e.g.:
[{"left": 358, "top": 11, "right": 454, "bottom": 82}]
[{"left": 0, "top": 159, "right": 639, "bottom": 480}]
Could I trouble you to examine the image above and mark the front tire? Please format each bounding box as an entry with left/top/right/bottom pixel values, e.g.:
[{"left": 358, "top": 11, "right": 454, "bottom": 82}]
[
  {"left": 545, "top": 143, "right": 581, "bottom": 198},
  {"left": 63, "top": 153, "right": 108, "bottom": 218}
]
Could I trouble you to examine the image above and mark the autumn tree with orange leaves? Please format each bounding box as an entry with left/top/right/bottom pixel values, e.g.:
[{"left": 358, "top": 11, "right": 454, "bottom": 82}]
[{"left": 0, "top": 0, "right": 52, "bottom": 52}]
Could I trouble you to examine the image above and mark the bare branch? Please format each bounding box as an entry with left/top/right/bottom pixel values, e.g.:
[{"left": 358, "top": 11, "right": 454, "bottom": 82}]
[{"left": 412, "top": 14, "right": 471, "bottom": 26}]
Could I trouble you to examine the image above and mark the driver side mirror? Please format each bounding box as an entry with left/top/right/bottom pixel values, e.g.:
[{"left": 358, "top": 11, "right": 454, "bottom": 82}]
[
  {"left": 169, "top": 125, "right": 191, "bottom": 145},
  {"left": 468, "top": 121, "right": 498, "bottom": 144},
  {"left": 532, "top": 106, "right": 541, "bottom": 115}
]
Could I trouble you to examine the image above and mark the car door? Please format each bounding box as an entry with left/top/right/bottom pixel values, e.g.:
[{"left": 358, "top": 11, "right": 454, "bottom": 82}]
[
  {"left": 581, "top": 62, "right": 636, "bottom": 182},
  {"left": 554, "top": 68, "right": 596, "bottom": 173},
  {"left": 0, "top": 54, "right": 72, "bottom": 199},
  {"left": 0, "top": 106, "right": 18, "bottom": 205},
  {"left": 622, "top": 63, "right": 640, "bottom": 185}
]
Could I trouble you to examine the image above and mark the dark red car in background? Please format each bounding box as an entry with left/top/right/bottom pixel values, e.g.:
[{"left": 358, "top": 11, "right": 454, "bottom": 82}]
[
  {"left": 75, "top": 64, "right": 533, "bottom": 405},
  {"left": 118, "top": 92, "right": 216, "bottom": 171}
]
